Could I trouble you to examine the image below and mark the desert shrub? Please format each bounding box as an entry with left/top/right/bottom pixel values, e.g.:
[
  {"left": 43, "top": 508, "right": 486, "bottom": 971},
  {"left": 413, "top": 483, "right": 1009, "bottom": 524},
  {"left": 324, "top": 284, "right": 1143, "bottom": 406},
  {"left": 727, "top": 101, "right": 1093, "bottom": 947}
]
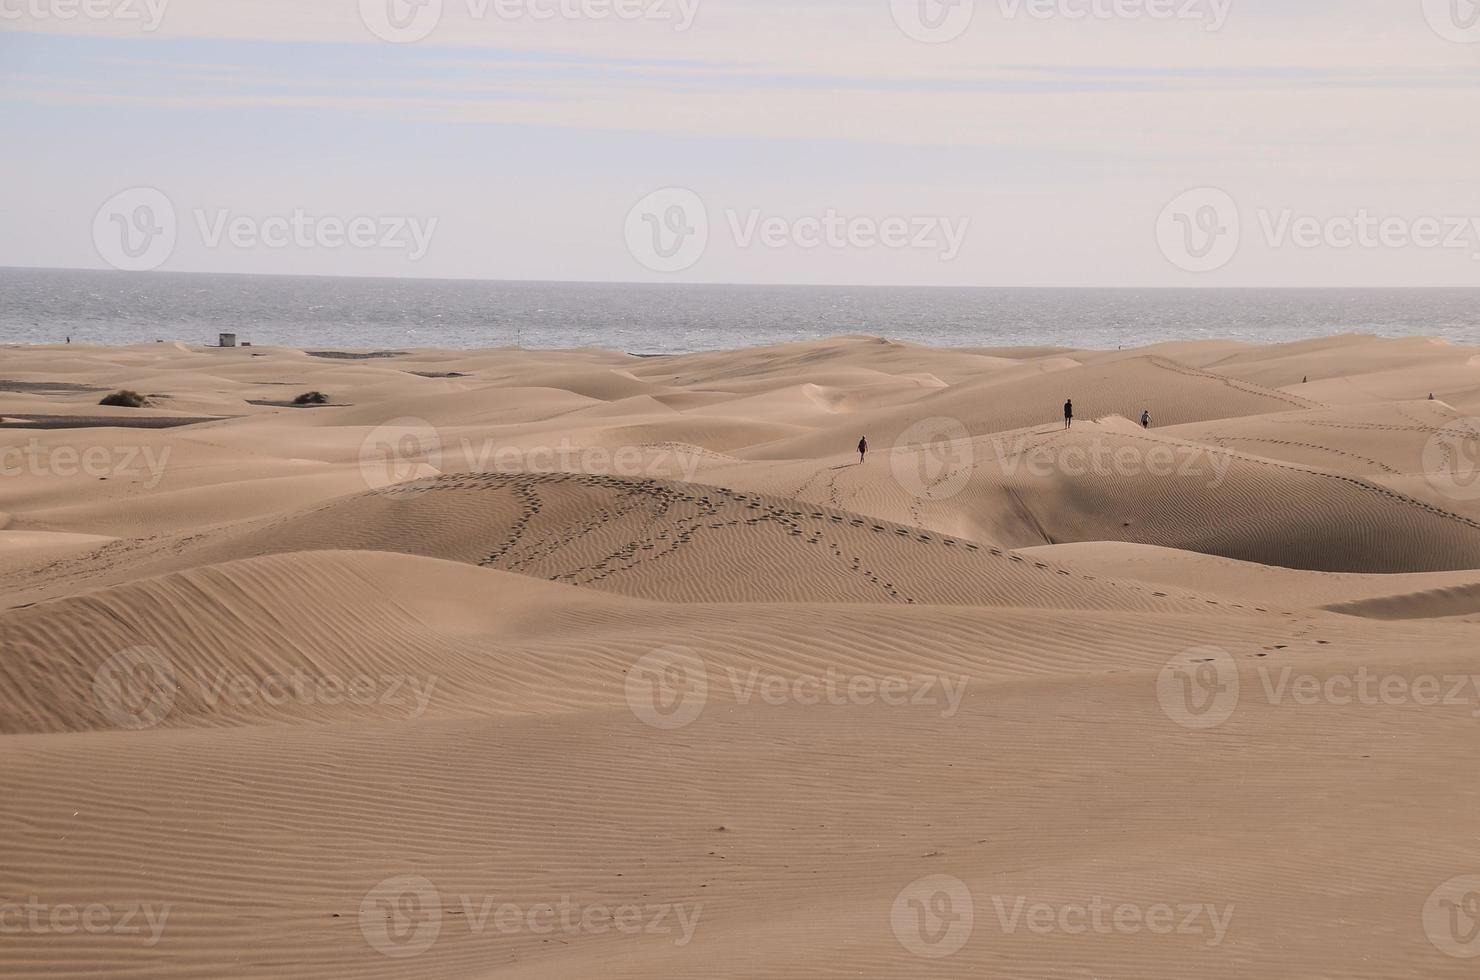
[
  {"left": 293, "top": 391, "right": 329, "bottom": 405},
  {"left": 99, "top": 390, "right": 148, "bottom": 408}
]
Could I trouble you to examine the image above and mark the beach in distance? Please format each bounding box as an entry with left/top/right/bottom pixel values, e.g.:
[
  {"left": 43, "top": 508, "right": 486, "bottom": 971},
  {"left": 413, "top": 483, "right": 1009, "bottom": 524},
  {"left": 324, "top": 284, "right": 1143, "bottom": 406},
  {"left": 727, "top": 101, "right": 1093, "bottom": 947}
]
[{"left": 4, "top": 333, "right": 1480, "bottom": 977}]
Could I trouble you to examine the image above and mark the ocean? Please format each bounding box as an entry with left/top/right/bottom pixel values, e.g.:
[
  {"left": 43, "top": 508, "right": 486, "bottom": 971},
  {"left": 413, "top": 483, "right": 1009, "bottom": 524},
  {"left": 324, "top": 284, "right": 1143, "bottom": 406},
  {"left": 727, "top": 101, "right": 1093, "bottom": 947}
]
[{"left": 3, "top": 267, "right": 1479, "bottom": 354}]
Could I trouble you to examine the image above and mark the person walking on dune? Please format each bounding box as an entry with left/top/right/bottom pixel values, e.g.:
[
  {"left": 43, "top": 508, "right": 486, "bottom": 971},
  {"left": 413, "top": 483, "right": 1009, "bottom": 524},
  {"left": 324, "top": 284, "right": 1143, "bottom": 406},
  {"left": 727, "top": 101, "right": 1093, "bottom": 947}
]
[
  {"left": 1141, "top": 409, "right": 1151, "bottom": 429},
  {"left": 1063, "top": 399, "right": 1073, "bottom": 430},
  {"left": 858, "top": 436, "right": 868, "bottom": 464}
]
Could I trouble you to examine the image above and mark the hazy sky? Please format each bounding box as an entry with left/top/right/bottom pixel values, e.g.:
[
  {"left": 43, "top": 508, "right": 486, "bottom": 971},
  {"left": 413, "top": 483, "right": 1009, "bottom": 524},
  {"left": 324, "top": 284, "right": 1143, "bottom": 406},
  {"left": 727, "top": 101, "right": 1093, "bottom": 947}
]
[{"left": 3, "top": 0, "right": 1479, "bottom": 285}]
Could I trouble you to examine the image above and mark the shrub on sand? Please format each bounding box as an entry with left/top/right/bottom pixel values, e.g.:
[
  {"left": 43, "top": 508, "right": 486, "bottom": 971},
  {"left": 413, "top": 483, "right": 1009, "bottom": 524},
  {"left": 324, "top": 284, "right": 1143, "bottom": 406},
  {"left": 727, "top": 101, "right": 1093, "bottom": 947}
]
[{"left": 99, "top": 390, "right": 148, "bottom": 408}]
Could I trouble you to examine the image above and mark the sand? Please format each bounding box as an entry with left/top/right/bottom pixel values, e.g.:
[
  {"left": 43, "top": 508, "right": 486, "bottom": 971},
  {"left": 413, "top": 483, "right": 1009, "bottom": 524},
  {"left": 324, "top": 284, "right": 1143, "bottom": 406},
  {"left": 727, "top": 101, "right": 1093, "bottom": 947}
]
[{"left": 3, "top": 334, "right": 1480, "bottom": 977}]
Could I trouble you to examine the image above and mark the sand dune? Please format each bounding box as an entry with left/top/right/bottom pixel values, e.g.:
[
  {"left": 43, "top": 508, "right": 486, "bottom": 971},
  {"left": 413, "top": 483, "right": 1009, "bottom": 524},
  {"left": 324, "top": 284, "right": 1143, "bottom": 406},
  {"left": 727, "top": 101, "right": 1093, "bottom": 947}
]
[{"left": 5, "top": 335, "right": 1480, "bottom": 978}]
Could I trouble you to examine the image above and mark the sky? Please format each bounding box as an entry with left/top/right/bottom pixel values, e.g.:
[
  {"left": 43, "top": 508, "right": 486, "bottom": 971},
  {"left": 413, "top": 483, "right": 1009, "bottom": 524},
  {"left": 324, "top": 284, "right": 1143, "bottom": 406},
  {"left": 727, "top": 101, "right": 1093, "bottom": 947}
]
[{"left": 2, "top": 0, "right": 1479, "bottom": 286}]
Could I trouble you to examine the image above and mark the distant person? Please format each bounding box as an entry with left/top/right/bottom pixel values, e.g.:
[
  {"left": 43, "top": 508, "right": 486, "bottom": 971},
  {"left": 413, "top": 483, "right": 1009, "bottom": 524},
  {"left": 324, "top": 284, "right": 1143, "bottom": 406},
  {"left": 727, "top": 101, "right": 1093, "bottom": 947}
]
[
  {"left": 1140, "top": 409, "right": 1151, "bottom": 429},
  {"left": 1302, "top": 376, "right": 1307, "bottom": 384},
  {"left": 858, "top": 436, "right": 868, "bottom": 464},
  {"left": 65, "top": 336, "right": 70, "bottom": 344},
  {"left": 1430, "top": 393, "right": 1436, "bottom": 400},
  {"left": 1063, "top": 399, "right": 1073, "bottom": 430}
]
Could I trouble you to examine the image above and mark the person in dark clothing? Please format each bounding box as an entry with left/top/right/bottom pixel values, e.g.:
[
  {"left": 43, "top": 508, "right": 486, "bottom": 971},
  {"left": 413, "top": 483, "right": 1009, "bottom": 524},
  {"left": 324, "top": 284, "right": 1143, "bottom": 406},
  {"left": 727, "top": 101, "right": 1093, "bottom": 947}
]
[
  {"left": 858, "top": 436, "right": 868, "bottom": 464},
  {"left": 1141, "top": 409, "right": 1151, "bottom": 429},
  {"left": 1063, "top": 399, "right": 1073, "bottom": 429}
]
